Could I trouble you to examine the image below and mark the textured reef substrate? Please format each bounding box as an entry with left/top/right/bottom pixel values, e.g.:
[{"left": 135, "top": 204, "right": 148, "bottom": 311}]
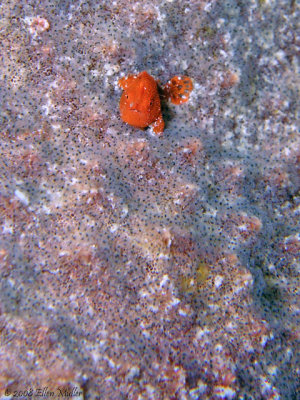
[{"left": 0, "top": 0, "right": 299, "bottom": 399}]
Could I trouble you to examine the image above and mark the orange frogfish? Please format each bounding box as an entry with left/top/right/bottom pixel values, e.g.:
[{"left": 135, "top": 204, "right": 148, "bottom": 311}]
[{"left": 118, "top": 71, "right": 193, "bottom": 135}]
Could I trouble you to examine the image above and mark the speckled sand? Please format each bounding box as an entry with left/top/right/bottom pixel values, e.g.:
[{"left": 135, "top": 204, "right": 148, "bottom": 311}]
[{"left": 0, "top": 1, "right": 299, "bottom": 399}]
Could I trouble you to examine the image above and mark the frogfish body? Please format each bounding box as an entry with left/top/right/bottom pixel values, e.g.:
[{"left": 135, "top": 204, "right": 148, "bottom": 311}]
[{"left": 118, "top": 71, "right": 193, "bottom": 135}]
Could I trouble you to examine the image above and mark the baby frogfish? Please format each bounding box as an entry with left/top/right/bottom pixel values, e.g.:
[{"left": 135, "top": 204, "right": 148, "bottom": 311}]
[
  {"left": 163, "top": 75, "right": 193, "bottom": 105},
  {"left": 118, "top": 71, "right": 193, "bottom": 135}
]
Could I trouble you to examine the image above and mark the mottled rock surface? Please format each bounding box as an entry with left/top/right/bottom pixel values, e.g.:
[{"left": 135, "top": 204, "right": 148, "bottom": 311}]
[{"left": 0, "top": 0, "right": 299, "bottom": 399}]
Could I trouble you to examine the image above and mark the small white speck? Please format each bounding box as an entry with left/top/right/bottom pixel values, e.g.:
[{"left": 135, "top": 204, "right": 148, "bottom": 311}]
[
  {"left": 178, "top": 308, "right": 188, "bottom": 316},
  {"left": 126, "top": 366, "right": 140, "bottom": 381},
  {"left": 139, "top": 289, "right": 150, "bottom": 298},
  {"left": 215, "top": 343, "right": 223, "bottom": 353},
  {"left": 260, "top": 334, "right": 270, "bottom": 347},
  {"left": 268, "top": 263, "right": 276, "bottom": 273},
  {"left": 121, "top": 205, "right": 128, "bottom": 218},
  {"left": 267, "top": 365, "right": 278, "bottom": 376},
  {"left": 167, "top": 297, "right": 180, "bottom": 308},
  {"left": 260, "top": 376, "right": 273, "bottom": 394},
  {"left": 8, "top": 278, "right": 15, "bottom": 287},
  {"left": 110, "top": 224, "right": 119, "bottom": 233},
  {"left": 141, "top": 329, "right": 150, "bottom": 338},
  {"left": 195, "top": 327, "right": 210, "bottom": 340},
  {"left": 146, "top": 385, "right": 156, "bottom": 395},
  {"left": 98, "top": 337, "right": 107, "bottom": 347},
  {"left": 219, "top": 49, "right": 228, "bottom": 58},
  {"left": 14, "top": 189, "right": 29, "bottom": 206},
  {"left": 189, "top": 381, "right": 207, "bottom": 398},
  {"left": 214, "top": 386, "right": 236, "bottom": 399},
  {"left": 2, "top": 220, "right": 13, "bottom": 234},
  {"left": 275, "top": 50, "right": 286, "bottom": 61},
  {"left": 159, "top": 274, "right": 169, "bottom": 288},
  {"left": 149, "top": 305, "right": 159, "bottom": 313},
  {"left": 51, "top": 123, "right": 61, "bottom": 131},
  {"left": 214, "top": 275, "right": 224, "bottom": 288},
  {"left": 104, "top": 356, "right": 117, "bottom": 369}
]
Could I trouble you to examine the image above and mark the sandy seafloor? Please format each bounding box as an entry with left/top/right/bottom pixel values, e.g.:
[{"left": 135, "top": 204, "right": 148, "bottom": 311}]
[{"left": 0, "top": 0, "right": 299, "bottom": 399}]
